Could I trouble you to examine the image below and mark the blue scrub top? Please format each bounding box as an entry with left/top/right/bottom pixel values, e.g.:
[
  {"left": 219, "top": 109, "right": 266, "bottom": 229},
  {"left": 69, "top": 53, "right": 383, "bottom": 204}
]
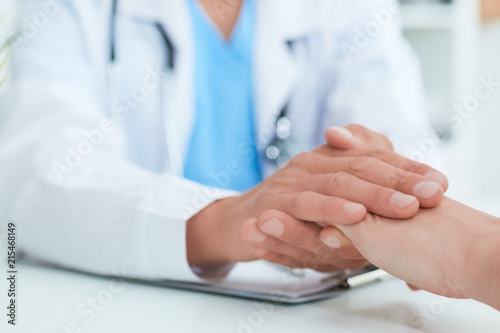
[{"left": 184, "top": 0, "right": 263, "bottom": 192}]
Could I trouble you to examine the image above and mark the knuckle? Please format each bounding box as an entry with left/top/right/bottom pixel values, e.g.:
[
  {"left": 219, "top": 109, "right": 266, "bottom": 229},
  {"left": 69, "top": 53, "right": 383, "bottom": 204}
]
[
  {"left": 284, "top": 226, "right": 304, "bottom": 245},
  {"left": 348, "top": 156, "right": 376, "bottom": 172},
  {"left": 408, "top": 159, "right": 427, "bottom": 174},
  {"left": 368, "top": 186, "right": 386, "bottom": 202},
  {"left": 385, "top": 169, "right": 412, "bottom": 189},
  {"left": 366, "top": 149, "right": 390, "bottom": 160},
  {"left": 328, "top": 172, "right": 352, "bottom": 190},
  {"left": 319, "top": 197, "right": 336, "bottom": 222},
  {"left": 290, "top": 191, "right": 311, "bottom": 215}
]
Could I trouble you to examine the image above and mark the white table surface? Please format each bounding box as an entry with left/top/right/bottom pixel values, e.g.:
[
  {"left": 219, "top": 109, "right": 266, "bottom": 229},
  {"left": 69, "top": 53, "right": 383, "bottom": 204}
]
[{"left": 1, "top": 262, "right": 500, "bottom": 333}]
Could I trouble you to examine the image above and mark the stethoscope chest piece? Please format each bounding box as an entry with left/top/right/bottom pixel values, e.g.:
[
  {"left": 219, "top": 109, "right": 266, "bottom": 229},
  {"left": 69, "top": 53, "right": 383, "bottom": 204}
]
[{"left": 265, "top": 116, "right": 303, "bottom": 168}]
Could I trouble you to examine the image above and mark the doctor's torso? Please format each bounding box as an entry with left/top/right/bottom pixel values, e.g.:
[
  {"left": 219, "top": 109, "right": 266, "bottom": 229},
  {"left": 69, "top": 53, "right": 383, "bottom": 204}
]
[{"left": 9, "top": 0, "right": 428, "bottom": 182}]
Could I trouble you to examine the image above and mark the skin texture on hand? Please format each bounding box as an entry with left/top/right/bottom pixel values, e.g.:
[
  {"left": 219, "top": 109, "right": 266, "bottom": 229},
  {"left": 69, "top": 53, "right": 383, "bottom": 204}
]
[
  {"left": 187, "top": 124, "right": 448, "bottom": 272},
  {"left": 461, "top": 221, "right": 500, "bottom": 310},
  {"left": 321, "top": 197, "right": 500, "bottom": 310}
]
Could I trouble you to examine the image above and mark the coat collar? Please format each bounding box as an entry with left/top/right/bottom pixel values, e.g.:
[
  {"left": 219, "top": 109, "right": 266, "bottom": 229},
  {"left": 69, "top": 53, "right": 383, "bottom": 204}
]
[{"left": 119, "top": 0, "right": 321, "bottom": 149}]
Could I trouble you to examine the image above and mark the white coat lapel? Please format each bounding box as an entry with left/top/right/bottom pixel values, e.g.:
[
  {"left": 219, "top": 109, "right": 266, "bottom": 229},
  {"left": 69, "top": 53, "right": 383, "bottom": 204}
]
[
  {"left": 254, "top": 0, "right": 320, "bottom": 146},
  {"left": 120, "top": 0, "right": 195, "bottom": 157}
]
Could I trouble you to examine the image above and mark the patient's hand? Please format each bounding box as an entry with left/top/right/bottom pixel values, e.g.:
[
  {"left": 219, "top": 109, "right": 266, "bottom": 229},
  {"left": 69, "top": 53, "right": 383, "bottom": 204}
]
[
  {"left": 322, "top": 198, "right": 500, "bottom": 309},
  {"left": 252, "top": 199, "right": 500, "bottom": 310}
]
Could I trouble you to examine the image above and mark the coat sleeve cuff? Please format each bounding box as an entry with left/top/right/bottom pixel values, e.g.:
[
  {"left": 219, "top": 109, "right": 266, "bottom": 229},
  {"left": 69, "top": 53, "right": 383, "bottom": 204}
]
[{"left": 139, "top": 174, "right": 240, "bottom": 282}]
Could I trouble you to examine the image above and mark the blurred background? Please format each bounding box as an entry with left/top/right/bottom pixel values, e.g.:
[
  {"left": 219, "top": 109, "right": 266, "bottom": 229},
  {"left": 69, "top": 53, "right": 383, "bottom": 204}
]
[
  {"left": 398, "top": 0, "right": 500, "bottom": 211},
  {"left": 0, "top": 0, "right": 499, "bottom": 209},
  {"left": 0, "top": 0, "right": 14, "bottom": 94}
]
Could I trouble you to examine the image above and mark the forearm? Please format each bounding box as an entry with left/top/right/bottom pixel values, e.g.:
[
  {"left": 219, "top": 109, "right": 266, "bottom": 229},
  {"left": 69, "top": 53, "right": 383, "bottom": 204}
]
[
  {"left": 466, "top": 219, "right": 500, "bottom": 310},
  {"left": 492, "top": 238, "right": 500, "bottom": 310},
  {"left": 486, "top": 235, "right": 500, "bottom": 310}
]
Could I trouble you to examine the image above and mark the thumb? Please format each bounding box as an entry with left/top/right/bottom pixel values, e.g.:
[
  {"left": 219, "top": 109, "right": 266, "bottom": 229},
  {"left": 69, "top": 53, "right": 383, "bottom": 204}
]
[{"left": 325, "top": 126, "right": 355, "bottom": 150}]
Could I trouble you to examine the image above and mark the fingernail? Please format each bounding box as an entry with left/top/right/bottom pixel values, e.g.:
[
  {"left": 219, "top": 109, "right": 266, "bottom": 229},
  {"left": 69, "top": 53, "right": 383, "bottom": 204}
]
[
  {"left": 344, "top": 202, "right": 365, "bottom": 214},
  {"left": 413, "top": 181, "right": 442, "bottom": 199},
  {"left": 253, "top": 248, "right": 268, "bottom": 257},
  {"left": 260, "top": 218, "right": 285, "bottom": 237},
  {"left": 391, "top": 192, "right": 417, "bottom": 209},
  {"left": 329, "top": 126, "right": 353, "bottom": 139},
  {"left": 247, "top": 226, "right": 267, "bottom": 244},
  {"left": 321, "top": 236, "right": 342, "bottom": 249},
  {"left": 424, "top": 172, "right": 447, "bottom": 187}
]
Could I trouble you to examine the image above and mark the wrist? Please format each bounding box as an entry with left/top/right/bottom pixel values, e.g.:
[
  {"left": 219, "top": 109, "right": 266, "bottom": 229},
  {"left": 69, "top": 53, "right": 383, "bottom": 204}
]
[
  {"left": 186, "top": 198, "right": 228, "bottom": 267},
  {"left": 186, "top": 196, "right": 247, "bottom": 266}
]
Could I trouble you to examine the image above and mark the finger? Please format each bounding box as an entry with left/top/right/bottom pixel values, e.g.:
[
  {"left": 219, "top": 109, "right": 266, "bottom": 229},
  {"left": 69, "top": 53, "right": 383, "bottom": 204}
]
[
  {"left": 269, "top": 191, "right": 367, "bottom": 226},
  {"left": 319, "top": 226, "right": 364, "bottom": 260},
  {"left": 364, "top": 149, "right": 449, "bottom": 192},
  {"left": 324, "top": 127, "right": 355, "bottom": 150},
  {"left": 241, "top": 218, "right": 268, "bottom": 244},
  {"left": 243, "top": 211, "right": 367, "bottom": 267},
  {"left": 313, "top": 147, "right": 448, "bottom": 193},
  {"left": 252, "top": 248, "right": 368, "bottom": 272},
  {"left": 344, "top": 124, "right": 394, "bottom": 151},
  {"left": 253, "top": 210, "right": 338, "bottom": 255},
  {"left": 313, "top": 172, "right": 420, "bottom": 219},
  {"left": 296, "top": 154, "right": 444, "bottom": 207},
  {"left": 242, "top": 216, "right": 318, "bottom": 262},
  {"left": 325, "top": 125, "right": 393, "bottom": 151},
  {"left": 329, "top": 156, "right": 444, "bottom": 208}
]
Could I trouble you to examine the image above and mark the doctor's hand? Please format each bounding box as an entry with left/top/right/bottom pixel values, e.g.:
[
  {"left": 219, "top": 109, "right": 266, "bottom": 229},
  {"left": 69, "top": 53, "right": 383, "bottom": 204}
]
[
  {"left": 187, "top": 140, "right": 448, "bottom": 270},
  {"left": 240, "top": 209, "right": 368, "bottom": 272},
  {"left": 323, "top": 124, "right": 448, "bottom": 189},
  {"left": 324, "top": 124, "right": 393, "bottom": 152}
]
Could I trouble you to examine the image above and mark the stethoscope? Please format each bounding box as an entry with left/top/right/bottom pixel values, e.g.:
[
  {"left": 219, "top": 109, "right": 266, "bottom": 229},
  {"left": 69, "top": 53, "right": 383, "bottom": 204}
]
[{"left": 107, "top": 0, "right": 302, "bottom": 172}]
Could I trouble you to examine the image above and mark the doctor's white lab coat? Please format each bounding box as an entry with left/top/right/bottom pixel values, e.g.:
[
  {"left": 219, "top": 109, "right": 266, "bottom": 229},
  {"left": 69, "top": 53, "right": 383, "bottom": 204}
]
[{"left": 0, "top": 0, "right": 436, "bottom": 282}]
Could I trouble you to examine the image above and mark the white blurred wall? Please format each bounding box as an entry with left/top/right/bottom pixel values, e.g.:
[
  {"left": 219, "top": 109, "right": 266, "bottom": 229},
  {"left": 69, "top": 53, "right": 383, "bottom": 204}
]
[
  {"left": 426, "top": 21, "right": 500, "bottom": 207},
  {"left": 466, "top": 22, "right": 500, "bottom": 199},
  {"left": 402, "top": 1, "right": 500, "bottom": 209}
]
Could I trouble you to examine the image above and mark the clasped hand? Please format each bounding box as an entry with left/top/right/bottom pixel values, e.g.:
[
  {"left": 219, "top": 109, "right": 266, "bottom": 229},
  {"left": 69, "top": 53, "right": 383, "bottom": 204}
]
[
  {"left": 187, "top": 125, "right": 448, "bottom": 273},
  {"left": 237, "top": 125, "right": 448, "bottom": 271}
]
